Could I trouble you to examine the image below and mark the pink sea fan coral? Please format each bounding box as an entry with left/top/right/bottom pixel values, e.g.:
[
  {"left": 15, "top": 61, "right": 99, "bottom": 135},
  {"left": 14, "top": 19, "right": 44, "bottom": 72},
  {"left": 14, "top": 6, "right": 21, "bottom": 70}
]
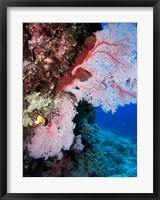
[
  {"left": 27, "top": 95, "right": 77, "bottom": 160},
  {"left": 64, "top": 23, "right": 137, "bottom": 113}
]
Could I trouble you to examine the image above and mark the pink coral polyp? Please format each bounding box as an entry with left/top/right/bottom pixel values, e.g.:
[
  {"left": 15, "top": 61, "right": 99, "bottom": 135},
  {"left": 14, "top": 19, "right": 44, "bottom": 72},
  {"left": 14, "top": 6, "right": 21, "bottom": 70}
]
[{"left": 27, "top": 95, "right": 77, "bottom": 160}]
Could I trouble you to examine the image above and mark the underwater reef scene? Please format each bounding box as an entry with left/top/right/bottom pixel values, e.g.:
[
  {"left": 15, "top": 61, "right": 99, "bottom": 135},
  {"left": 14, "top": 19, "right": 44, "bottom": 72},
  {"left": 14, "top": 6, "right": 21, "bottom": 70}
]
[{"left": 23, "top": 23, "right": 137, "bottom": 177}]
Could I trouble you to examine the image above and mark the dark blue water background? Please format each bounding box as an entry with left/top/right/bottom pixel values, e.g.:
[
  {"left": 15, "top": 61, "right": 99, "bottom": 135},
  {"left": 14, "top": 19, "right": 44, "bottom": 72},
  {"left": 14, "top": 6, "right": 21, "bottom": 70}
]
[
  {"left": 95, "top": 23, "right": 137, "bottom": 138},
  {"left": 95, "top": 104, "right": 137, "bottom": 137}
]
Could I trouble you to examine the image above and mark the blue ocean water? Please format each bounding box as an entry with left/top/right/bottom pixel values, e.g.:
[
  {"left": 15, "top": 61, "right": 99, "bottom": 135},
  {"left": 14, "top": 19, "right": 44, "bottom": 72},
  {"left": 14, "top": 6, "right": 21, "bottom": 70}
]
[{"left": 95, "top": 104, "right": 137, "bottom": 137}]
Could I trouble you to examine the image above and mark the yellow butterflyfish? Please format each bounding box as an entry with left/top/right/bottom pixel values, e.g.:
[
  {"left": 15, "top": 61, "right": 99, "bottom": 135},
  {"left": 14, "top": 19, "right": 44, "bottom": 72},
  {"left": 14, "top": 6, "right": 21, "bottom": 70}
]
[{"left": 35, "top": 115, "right": 46, "bottom": 125}]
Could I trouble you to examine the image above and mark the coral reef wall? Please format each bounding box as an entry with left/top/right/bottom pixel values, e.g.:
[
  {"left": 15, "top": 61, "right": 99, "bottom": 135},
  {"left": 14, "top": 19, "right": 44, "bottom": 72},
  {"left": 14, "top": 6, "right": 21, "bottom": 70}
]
[{"left": 23, "top": 23, "right": 137, "bottom": 177}]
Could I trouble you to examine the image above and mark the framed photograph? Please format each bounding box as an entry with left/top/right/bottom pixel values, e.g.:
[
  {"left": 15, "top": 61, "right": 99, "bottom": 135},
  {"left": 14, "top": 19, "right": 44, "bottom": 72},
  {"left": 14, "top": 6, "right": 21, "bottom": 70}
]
[{"left": 0, "top": 0, "right": 159, "bottom": 199}]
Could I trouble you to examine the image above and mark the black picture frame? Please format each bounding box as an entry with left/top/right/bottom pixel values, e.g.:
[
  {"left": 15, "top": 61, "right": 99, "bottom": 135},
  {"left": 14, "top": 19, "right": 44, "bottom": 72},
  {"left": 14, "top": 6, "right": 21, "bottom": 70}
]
[{"left": 0, "top": 0, "right": 159, "bottom": 199}]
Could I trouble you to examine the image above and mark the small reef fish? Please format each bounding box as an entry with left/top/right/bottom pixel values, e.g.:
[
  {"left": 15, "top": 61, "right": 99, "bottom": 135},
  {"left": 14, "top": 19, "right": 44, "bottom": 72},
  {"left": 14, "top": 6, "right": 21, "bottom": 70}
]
[{"left": 35, "top": 116, "right": 46, "bottom": 125}]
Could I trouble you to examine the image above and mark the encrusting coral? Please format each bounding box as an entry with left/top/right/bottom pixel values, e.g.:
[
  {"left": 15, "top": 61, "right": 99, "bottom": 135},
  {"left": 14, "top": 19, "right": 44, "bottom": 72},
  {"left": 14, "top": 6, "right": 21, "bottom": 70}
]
[
  {"left": 23, "top": 92, "right": 53, "bottom": 127},
  {"left": 23, "top": 23, "right": 101, "bottom": 95}
]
